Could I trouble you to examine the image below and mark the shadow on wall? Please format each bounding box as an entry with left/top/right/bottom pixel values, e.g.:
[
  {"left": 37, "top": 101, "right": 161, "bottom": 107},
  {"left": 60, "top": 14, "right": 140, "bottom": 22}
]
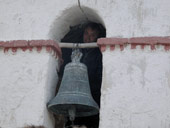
[{"left": 48, "top": 6, "right": 105, "bottom": 41}]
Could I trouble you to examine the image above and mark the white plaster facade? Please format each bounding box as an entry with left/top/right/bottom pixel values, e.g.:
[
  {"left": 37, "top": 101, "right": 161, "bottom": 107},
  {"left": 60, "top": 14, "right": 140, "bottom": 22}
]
[
  {"left": 0, "top": 48, "right": 59, "bottom": 128},
  {"left": 0, "top": 0, "right": 170, "bottom": 128},
  {"left": 100, "top": 45, "right": 170, "bottom": 128},
  {"left": 1, "top": 0, "right": 170, "bottom": 41}
]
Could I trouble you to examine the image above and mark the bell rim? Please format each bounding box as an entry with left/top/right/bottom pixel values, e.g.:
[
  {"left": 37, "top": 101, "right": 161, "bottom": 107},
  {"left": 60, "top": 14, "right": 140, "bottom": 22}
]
[
  {"left": 47, "top": 93, "right": 99, "bottom": 117},
  {"left": 48, "top": 103, "right": 99, "bottom": 117}
]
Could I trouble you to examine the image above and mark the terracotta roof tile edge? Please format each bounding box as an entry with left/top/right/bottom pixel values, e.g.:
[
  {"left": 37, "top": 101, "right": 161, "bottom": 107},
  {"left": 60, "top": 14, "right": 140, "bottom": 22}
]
[
  {"left": 0, "top": 40, "right": 62, "bottom": 58},
  {"left": 97, "top": 36, "right": 170, "bottom": 45},
  {"left": 97, "top": 36, "right": 170, "bottom": 52}
]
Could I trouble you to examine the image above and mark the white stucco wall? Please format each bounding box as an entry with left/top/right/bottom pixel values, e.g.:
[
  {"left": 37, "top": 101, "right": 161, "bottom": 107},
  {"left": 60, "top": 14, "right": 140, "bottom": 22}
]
[
  {"left": 81, "top": 0, "right": 170, "bottom": 37},
  {"left": 0, "top": 0, "right": 78, "bottom": 41},
  {"left": 0, "top": 48, "right": 59, "bottom": 128},
  {"left": 1, "top": 0, "right": 170, "bottom": 41},
  {"left": 1, "top": 0, "right": 170, "bottom": 128},
  {"left": 100, "top": 45, "right": 170, "bottom": 128}
]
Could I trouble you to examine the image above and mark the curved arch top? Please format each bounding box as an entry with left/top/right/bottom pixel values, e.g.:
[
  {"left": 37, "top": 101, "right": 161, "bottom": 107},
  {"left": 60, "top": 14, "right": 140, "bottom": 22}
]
[{"left": 48, "top": 6, "right": 105, "bottom": 41}]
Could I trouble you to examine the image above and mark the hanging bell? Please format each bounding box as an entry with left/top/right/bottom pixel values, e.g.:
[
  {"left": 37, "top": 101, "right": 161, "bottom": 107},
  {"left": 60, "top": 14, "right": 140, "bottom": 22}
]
[{"left": 47, "top": 49, "right": 99, "bottom": 121}]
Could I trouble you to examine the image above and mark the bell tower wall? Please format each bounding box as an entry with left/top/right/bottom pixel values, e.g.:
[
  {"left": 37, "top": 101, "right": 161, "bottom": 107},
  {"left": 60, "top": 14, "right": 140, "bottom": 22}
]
[
  {"left": 98, "top": 37, "right": 170, "bottom": 128},
  {"left": 0, "top": 40, "right": 61, "bottom": 128},
  {"left": 1, "top": 0, "right": 170, "bottom": 128}
]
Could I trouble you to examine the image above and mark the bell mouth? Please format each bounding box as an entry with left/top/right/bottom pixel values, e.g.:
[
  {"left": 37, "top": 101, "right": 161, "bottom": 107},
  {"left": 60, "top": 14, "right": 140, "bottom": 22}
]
[
  {"left": 48, "top": 104, "right": 99, "bottom": 117},
  {"left": 47, "top": 93, "right": 99, "bottom": 117}
]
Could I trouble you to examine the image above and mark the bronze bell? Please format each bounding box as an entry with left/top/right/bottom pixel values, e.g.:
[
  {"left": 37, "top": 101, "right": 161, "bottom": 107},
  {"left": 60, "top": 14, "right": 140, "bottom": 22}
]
[{"left": 47, "top": 49, "right": 99, "bottom": 121}]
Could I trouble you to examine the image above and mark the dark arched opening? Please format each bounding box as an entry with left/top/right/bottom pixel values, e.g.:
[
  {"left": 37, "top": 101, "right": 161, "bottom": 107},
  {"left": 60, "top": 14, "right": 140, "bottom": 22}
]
[
  {"left": 48, "top": 6, "right": 105, "bottom": 41},
  {"left": 49, "top": 6, "right": 106, "bottom": 128}
]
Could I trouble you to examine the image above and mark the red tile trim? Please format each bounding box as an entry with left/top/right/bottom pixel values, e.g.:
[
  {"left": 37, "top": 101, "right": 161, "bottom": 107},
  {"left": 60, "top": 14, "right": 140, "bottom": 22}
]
[
  {"left": 110, "top": 45, "right": 115, "bottom": 51},
  {"left": 97, "top": 36, "right": 170, "bottom": 52},
  {"left": 0, "top": 40, "right": 62, "bottom": 59}
]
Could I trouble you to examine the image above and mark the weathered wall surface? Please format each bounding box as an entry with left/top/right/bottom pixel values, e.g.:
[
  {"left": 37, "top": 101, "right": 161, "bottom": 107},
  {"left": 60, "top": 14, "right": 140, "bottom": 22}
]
[
  {"left": 0, "top": 0, "right": 78, "bottom": 41},
  {"left": 0, "top": 45, "right": 60, "bottom": 128},
  {"left": 1, "top": 0, "right": 170, "bottom": 41},
  {"left": 100, "top": 44, "right": 170, "bottom": 128},
  {"left": 81, "top": 0, "right": 170, "bottom": 37},
  {"left": 1, "top": 0, "right": 170, "bottom": 128}
]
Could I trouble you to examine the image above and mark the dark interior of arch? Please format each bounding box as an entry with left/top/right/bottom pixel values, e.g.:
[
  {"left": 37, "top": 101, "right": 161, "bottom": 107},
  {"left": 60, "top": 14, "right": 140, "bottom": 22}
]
[
  {"left": 59, "top": 22, "right": 106, "bottom": 77},
  {"left": 56, "top": 21, "right": 106, "bottom": 128}
]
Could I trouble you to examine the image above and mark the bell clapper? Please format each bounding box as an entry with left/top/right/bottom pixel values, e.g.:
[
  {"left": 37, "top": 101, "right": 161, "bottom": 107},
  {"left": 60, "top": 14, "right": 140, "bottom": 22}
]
[{"left": 68, "top": 105, "right": 76, "bottom": 122}]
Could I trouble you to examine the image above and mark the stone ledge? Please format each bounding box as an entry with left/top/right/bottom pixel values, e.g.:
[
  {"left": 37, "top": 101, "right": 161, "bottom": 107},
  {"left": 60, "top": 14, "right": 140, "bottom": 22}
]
[{"left": 97, "top": 36, "right": 170, "bottom": 52}]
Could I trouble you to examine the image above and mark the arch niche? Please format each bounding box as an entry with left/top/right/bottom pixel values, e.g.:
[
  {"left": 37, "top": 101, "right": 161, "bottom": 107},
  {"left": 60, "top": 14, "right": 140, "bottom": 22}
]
[
  {"left": 48, "top": 6, "right": 105, "bottom": 128},
  {"left": 48, "top": 6, "right": 106, "bottom": 41}
]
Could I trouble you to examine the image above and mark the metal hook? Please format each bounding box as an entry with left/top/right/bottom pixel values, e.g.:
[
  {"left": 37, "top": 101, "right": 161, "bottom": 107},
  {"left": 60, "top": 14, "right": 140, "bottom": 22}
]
[
  {"left": 76, "top": 43, "right": 79, "bottom": 49},
  {"left": 71, "top": 43, "right": 82, "bottom": 62}
]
